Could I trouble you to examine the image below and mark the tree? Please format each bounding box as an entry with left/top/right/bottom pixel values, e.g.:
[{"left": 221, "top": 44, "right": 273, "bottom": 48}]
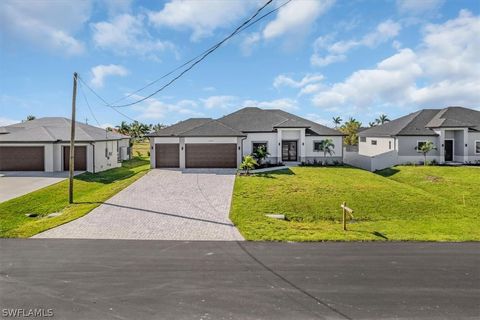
[
  {"left": 369, "top": 121, "right": 377, "bottom": 127},
  {"left": 116, "top": 121, "right": 130, "bottom": 135},
  {"left": 239, "top": 155, "right": 258, "bottom": 174},
  {"left": 415, "top": 141, "right": 436, "bottom": 165},
  {"left": 252, "top": 145, "right": 270, "bottom": 166},
  {"left": 339, "top": 117, "right": 362, "bottom": 146},
  {"left": 332, "top": 116, "right": 342, "bottom": 128},
  {"left": 152, "top": 123, "right": 166, "bottom": 132},
  {"left": 318, "top": 139, "right": 335, "bottom": 160},
  {"left": 129, "top": 121, "right": 151, "bottom": 141},
  {"left": 23, "top": 115, "right": 36, "bottom": 122},
  {"left": 375, "top": 114, "right": 390, "bottom": 125}
]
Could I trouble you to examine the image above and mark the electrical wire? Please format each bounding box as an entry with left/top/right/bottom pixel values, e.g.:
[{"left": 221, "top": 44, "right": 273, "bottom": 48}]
[{"left": 78, "top": 82, "right": 101, "bottom": 127}]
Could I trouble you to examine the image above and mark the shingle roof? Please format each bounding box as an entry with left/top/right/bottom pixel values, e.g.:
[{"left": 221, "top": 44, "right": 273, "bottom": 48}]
[
  {"left": 0, "top": 117, "right": 129, "bottom": 142},
  {"left": 179, "top": 120, "right": 245, "bottom": 137},
  {"left": 359, "top": 106, "right": 480, "bottom": 137},
  {"left": 147, "top": 118, "right": 212, "bottom": 137}
]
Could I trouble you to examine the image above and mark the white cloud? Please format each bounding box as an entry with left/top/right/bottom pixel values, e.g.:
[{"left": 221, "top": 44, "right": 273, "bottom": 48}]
[
  {"left": 90, "top": 64, "right": 129, "bottom": 88},
  {"left": 311, "top": 20, "right": 401, "bottom": 67},
  {"left": 91, "top": 14, "right": 176, "bottom": 60},
  {"left": 241, "top": 32, "right": 261, "bottom": 56},
  {"left": 148, "top": 0, "right": 254, "bottom": 41},
  {"left": 311, "top": 11, "right": 480, "bottom": 111},
  {"left": 243, "top": 98, "right": 298, "bottom": 111},
  {"left": 263, "top": 0, "right": 335, "bottom": 40},
  {"left": 0, "top": 117, "right": 19, "bottom": 126},
  {"left": 396, "top": 0, "right": 444, "bottom": 15},
  {"left": 0, "top": 0, "right": 89, "bottom": 55},
  {"left": 201, "top": 96, "right": 238, "bottom": 109},
  {"left": 304, "top": 113, "right": 330, "bottom": 126},
  {"left": 100, "top": 123, "right": 115, "bottom": 129},
  {"left": 273, "top": 74, "right": 324, "bottom": 89},
  {"left": 133, "top": 96, "right": 202, "bottom": 120},
  {"left": 100, "top": 0, "right": 133, "bottom": 16}
]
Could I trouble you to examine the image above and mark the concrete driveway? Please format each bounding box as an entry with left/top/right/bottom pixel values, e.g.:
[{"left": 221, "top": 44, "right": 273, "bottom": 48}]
[
  {"left": 35, "top": 169, "right": 243, "bottom": 240},
  {"left": 0, "top": 171, "right": 74, "bottom": 203}
]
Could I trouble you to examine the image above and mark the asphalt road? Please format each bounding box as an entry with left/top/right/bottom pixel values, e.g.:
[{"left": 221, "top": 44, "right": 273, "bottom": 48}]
[{"left": 0, "top": 240, "right": 478, "bottom": 320}]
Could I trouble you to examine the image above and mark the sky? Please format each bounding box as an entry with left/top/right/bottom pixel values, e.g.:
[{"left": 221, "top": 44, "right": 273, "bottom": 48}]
[{"left": 1, "top": 0, "right": 479, "bottom": 129}]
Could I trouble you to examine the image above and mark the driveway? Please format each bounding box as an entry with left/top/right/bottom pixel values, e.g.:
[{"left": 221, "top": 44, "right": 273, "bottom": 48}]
[
  {"left": 34, "top": 169, "right": 243, "bottom": 240},
  {"left": 1, "top": 240, "right": 478, "bottom": 320},
  {"left": 0, "top": 171, "right": 76, "bottom": 203}
]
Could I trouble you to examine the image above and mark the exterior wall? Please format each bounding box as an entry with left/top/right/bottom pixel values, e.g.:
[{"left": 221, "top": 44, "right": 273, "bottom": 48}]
[
  {"left": 468, "top": 131, "right": 480, "bottom": 161},
  {"left": 242, "top": 132, "right": 278, "bottom": 163},
  {"left": 0, "top": 143, "right": 53, "bottom": 172},
  {"left": 117, "top": 138, "right": 131, "bottom": 161},
  {"left": 54, "top": 143, "right": 92, "bottom": 172},
  {"left": 305, "top": 136, "right": 343, "bottom": 163},
  {"left": 359, "top": 136, "right": 395, "bottom": 156},
  {"left": 397, "top": 136, "right": 439, "bottom": 158},
  {"left": 92, "top": 140, "right": 121, "bottom": 173}
]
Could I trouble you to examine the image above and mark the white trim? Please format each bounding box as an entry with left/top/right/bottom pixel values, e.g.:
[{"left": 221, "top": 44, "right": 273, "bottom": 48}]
[
  {"left": 475, "top": 140, "right": 480, "bottom": 155},
  {"left": 252, "top": 141, "right": 268, "bottom": 153}
]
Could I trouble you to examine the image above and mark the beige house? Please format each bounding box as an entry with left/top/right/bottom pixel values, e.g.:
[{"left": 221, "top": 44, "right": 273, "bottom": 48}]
[{"left": 0, "top": 117, "right": 130, "bottom": 173}]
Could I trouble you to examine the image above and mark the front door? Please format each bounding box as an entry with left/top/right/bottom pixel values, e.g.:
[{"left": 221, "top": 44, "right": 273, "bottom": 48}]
[
  {"left": 282, "top": 141, "right": 297, "bottom": 161},
  {"left": 444, "top": 140, "right": 453, "bottom": 162}
]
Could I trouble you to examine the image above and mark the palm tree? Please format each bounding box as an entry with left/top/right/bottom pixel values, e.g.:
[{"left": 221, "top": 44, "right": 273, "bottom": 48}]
[
  {"left": 415, "top": 141, "right": 436, "bottom": 165},
  {"left": 252, "top": 145, "right": 270, "bottom": 166},
  {"left": 340, "top": 117, "right": 362, "bottom": 146},
  {"left": 332, "top": 116, "right": 342, "bottom": 129},
  {"left": 240, "top": 155, "right": 258, "bottom": 174},
  {"left": 369, "top": 121, "right": 377, "bottom": 127},
  {"left": 375, "top": 114, "right": 390, "bottom": 125},
  {"left": 318, "top": 139, "right": 335, "bottom": 162},
  {"left": 116, "top": 121, "right": 130, "bottom": 135},
  {"left": 152, "top": 123, "right": 166, "bottom": 132},
  {"left": 23, "top": 115, "right": 36, "bottom": 122}
]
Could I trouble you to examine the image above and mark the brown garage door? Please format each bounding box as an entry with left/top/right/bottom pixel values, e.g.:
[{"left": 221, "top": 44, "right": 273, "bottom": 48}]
[
  {"left": 63, "top": 146, "right": 87, "bottom": 171},
  {"left": 0, "top": 146, "right": 45, "bottom": 171},
  {"left": 186, "top": 144, "right": 237, "bottom": 168},
  {"left": 155, "top": 144, "right": 179, "bottom": 168}
]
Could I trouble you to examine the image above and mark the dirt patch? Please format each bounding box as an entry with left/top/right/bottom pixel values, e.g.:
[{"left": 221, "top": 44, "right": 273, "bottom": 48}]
[{"left": 426, "top": 175, "right": 443, "bottom": 183}]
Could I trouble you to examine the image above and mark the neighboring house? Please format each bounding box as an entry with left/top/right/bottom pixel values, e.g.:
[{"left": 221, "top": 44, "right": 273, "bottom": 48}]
[
  {"left": 0, "top": 117, "right": 130, "bottom": 173},
  {"left": 348, "top": 106, "right": 480, "bottom": 171},
  {"left": 147, "top": 107, "right": 344, "bottom": 168}
]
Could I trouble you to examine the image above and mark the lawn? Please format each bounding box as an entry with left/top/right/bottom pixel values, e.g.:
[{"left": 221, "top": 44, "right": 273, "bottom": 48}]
[
  {"left": 0, "top": 157, "right": 150, "bottom": 238},
  {"left": 230, "top": 166, "right": 480, "bottom": 241},
  {"left": 132, "top": 140, "right": 150, "bottom": 158}
]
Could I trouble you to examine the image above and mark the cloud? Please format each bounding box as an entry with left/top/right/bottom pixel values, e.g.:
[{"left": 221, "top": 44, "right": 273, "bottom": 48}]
[
  {"left": 91, "top": 14, "right": 176, "bottom": 60},
  {"left": 100, "top": 0, "right": 133, "bottom": 16},
  {"left": 311, "top": 20, "right": 401, "bottom": 67},
  {"left": 304, "top": 113, "right": 330, "bottom": 126},
  {"left": 201, "top": 95, "right": 238, "bottom": 109},
  {"left": 148, "top": 0, "right": 254, "bottom": 41},
  {"left": 396, "top": 0, "right": 444, "bottom": 15},
  {"left": 133, "top": 96, "right": 203, "bottom": 120},
  {"left": 90, "top": 64, "right": 129, "bottom": 88},
  {"left": 0, "top": 117, "right": 19, "bottom": 126},
  {"left": 241, "top": 32, "right": 261, "bottom": 56},
  {"left": 243, "top": 98, "right": 298, "bottom": 111},
  {"left": 0, "top": 0, "right": 89, "bottom": 55},
  {"left": 273, "top": 74, "right": 324, "bottom": 89},
  {"left": 311, "top": 11, "right": 480, "bottom": 111}
]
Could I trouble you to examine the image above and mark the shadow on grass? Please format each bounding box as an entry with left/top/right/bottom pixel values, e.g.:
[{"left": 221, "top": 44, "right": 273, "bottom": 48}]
[
  {"left": 75, "top": 158, "right": 149, "bottom": 184},
  {"left": 375, "top": 167, "right": 400, "bottom": 177},
  {"left": 347, "top": 229, "right": 389, "bottom": 240},
  {"left": 255, "top": 168, "right": 295, "bottom": 179}
]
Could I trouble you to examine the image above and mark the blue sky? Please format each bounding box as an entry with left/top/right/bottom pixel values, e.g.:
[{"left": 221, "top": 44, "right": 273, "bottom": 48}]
[{"left": 1, "top": 0, "right": 479, "bottom": 128}]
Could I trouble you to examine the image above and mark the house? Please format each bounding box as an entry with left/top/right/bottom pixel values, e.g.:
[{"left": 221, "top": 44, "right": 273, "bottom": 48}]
[
  {"left": 349, "top": 106, "right": 480, "bottom": 171},
  {"left": 147, "top": 107, "right": 344, "bottom": 168},
  {"left": 0, "top": 117, "right": 130, "bottom": 173}
]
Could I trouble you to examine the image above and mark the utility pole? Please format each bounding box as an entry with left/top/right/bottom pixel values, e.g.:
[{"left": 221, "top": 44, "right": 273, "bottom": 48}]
[{"left": 69, "top": 72, "right": 78, "bottom": 204}]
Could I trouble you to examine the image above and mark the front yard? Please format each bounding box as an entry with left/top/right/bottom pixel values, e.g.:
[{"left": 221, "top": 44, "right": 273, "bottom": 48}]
[
  {"left": 230, "top": 166, "right": 480, "bottom": 241},
  {"left": 0, "top": 157, "right": 150, "bottom": 238}
]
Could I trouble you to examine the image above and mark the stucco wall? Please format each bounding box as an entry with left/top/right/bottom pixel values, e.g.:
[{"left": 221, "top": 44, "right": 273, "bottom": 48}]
[
  {"left": 93, "top": 140, "right": 121, "bottom": 173},
  {"left": 397, "top": 136, "right": 440, "bottom": 157},
  {"left": 468, "top": 131, "right": 480, "bottom": 161},
  {"left": 304, "top": 136, "right": 343, "bottom": 163},
  {"left": 359, "top": 136, "right": 395, "bottom": 156},
  {"left": 242, "top": 132, "right": 278, "bottom": 163}
]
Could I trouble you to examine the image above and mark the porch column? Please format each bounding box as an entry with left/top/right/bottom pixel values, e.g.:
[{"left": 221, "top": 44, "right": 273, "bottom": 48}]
[
  {"left": 463, "top": 128, "right": 469, "bottom": 163},
  {"left": 277, "top": 129, "right": 282, "bottom": 163},
  {"left": 179, "top": 137, "right": 185, "bottom": 169},
  {"left": 438, "top": 129, "right": 445, "bottom": 163},
  {"left": 150, "top": 138, "right": 155, "bottom": 168},
  {"left": 300, "top": 128, "right": 306, "bottom": 162}
]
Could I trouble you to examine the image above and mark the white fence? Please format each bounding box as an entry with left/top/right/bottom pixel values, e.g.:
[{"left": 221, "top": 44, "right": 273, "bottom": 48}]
[{"left": 344, "top": 148, "right": 398, "bottom": 171}]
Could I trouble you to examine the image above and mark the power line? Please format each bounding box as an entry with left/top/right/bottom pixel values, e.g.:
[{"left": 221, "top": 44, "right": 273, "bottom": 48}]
[
  {"left": 110, "top": 0, "right": 291, "bottom": 106},
  {"left": 109, "top": 0, "right": 281, "bottom": 108},
  {"left": 78, "top": 82, "right": 101, "bottom": 127},
  {"left": 78, "top": 76, "right": 138, "bottom": 122}
]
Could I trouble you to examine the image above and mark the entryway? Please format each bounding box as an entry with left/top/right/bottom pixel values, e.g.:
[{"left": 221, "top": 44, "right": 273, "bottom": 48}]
[
  {"left": 444, "top": 140, "right": 453, "bottom": 162},
  {"left": 282, "top": 141, "right": 297, "bottom": 162}
]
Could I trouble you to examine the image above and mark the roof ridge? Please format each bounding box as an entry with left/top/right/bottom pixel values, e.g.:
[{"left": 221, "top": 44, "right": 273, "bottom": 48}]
[
  {"left": 40, "top": 126, "right": 56, "bottom": 140},
  {"left": 211, "top": 119, "right": 243, "bottom": 133},
  {"left": 395, "top": 110, "right": 425, "bottom": 135},
  {"left": 176, "top": 119, "right": 215, "bottom": 135}
]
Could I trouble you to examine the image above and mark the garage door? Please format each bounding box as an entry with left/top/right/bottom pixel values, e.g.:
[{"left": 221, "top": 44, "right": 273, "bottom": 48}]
[
  {"left": 0, "top": 146, "right": 45, "bottom": 171},
  {"left": 186, "top": 144, "right": 237, "bottom": 168},
  {"left": 155, "top": 144, "right": 179, "bottom": 168},
  {"left": 63, "top": 146, "right": 87, "bottom": 171}
]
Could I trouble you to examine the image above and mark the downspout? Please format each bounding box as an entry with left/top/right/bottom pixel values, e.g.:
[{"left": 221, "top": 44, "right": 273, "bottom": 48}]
[
  {"left": 90, "top": 142, "right": 95, "bottom": 173},
  {"left": 240, "top": 136, "right": 248, "bottom": 165}
]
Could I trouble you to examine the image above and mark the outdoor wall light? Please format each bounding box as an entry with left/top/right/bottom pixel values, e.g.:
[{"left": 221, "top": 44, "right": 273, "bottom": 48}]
[
  {"left": 238, "top": 146, "right": 240, "bottom": 150},
  {"left": 465, "top": 144, "right": 468, "bottom": 147},
  {"left": 181, "top": 147, "right": 184, "bottom": 150},
  {"left": 278, "top": 142, "right": 281, "bottom": 146},
  {"left": 302, "top": 142, "right": 304, "bottom": 146}
]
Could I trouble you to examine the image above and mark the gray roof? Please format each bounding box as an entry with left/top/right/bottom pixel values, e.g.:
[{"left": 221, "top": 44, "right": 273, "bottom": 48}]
[
  {"left": 359, "top": 106, "right": 480, "bottom": 137},
  {"left": 149, "top": 107, "right": 344, "bottom": 137},
  {"left": 0, "top": 117, "right": 129, "bottom": 142}
]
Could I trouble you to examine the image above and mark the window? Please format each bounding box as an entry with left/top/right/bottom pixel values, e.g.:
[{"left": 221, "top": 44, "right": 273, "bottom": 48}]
[
  {"left": 476, "top": 141, "right": 480, "bottom": 154},
  {"left": 252, "top": 142, "right": 267, "bottom": 152},
  {"left": 389, "top": 141, "right": 392, "bottom": 149},
  {"left": 313, "top": 141, "right": 322, "bottom": 151},
  {"left": 360, "top": 137, "right": 366, "bottom": 142},
  {"left": 417, "top": 141, "right": 427, "bottom": 150},
  {"left": 371, "top": 140, "right": 377, "bottom": 145}
]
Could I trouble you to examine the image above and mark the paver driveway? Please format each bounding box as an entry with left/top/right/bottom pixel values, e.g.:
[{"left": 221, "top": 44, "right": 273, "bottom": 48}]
[{"left": 34, "top": 169, "right": 243, "bottom": 240}]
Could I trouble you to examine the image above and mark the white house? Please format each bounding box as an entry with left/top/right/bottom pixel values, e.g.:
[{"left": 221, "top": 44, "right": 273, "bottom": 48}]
[
  {"left": 346, "top": 106, "right": 480, "bottom": 171},
  {"left": 0, "top": 117, "right": 130, "bottom": 173},
  {"left": 147, "top": 107, "right": 344, "bottom": 168}
]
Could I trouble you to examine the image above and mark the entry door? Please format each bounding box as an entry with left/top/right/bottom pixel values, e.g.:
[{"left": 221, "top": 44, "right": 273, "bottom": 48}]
[
  {"left": 444, "top": 140, "right": 453, "bottom": 162},
  {"left": 282, "top": 141, "right": 297, "bottom": 161}
]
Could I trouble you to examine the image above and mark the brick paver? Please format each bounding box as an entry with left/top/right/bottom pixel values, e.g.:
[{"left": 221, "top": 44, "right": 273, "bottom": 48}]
[{"left": 34, "top": 169, "right": 244, "bottom": 240}]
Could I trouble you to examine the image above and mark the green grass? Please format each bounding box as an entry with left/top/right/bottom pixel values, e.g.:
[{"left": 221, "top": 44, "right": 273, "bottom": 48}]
[
  {"left": 0, "top": 157, "right": 150, "bottom": 238},
  {"left": 132, "top": 141, "right": 150, "bottom": 158},
  {"left": 230, "top": 166, "right": 480, "bottom": 241}
]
